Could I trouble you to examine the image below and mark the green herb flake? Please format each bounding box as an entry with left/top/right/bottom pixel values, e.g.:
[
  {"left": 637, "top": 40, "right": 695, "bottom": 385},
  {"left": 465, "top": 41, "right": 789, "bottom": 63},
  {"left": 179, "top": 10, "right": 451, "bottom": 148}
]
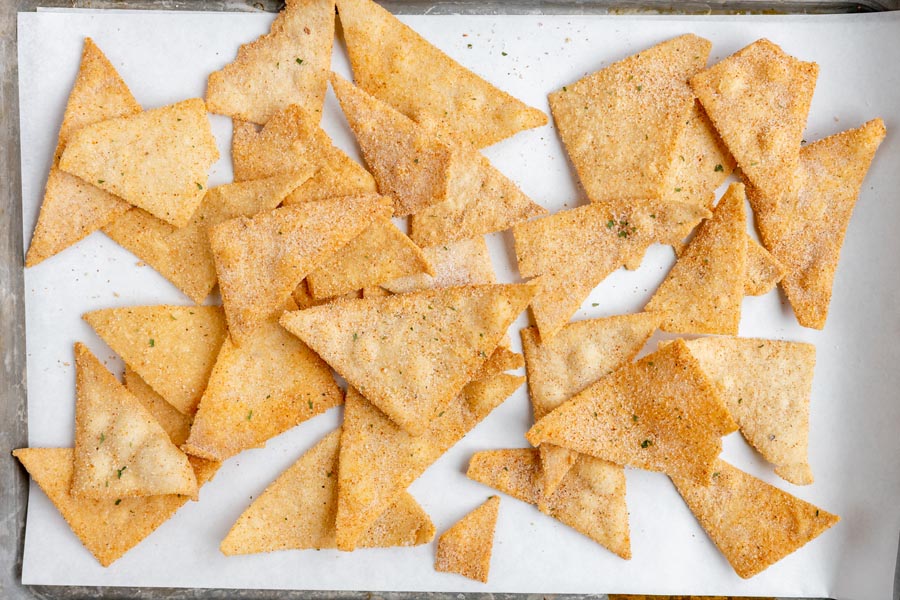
[
  {"left": 99, "top": 432, "right": 106, "bottom": 445},
  {"left": 116, "top": 466, "right": 127, "bottom": 479},
  {"left": 247, "top": 410, "right": 253, "bottom": 421},
  {"left": 712, "top": 472, "right": 720, "bottom": 478},
  {"left": 467, "top": 43, "right": 473, "bottom": 49},
  {"left": 501, "top": 51, "right": 508, "bottom": 56},
  {"left": 562, "top": 86, "right": 567, "bottom": 92},
  {"left": 606, "top": 219, "right": 615, "bottom": 229},
  {"left": 632, "top": 414, "right": 638, "bottom": 422},
  {"left": 308, "top": 400, "right": 314, "bottom": 410},
  {"left": 591, "top": 303, "right": 599, "bottom": 307},
  {"left": 353, "top": 332, "right": 358, "bottom": 341},
  {"left": 115, "top": 499, "right": 122, "bottom": 505},
  {"left": 640, "top": 439, "right": 652, "bottom": 449},
  {"left": 296, "top": 58, "right": 303, "bottom": 65},
  {"left": 196, "top": 182, "right": 203, "bottom": 190},
  {"left": 714, "top": 163, "right": 724, "bottom": 172},
  {"left": 674, "top": 187, "right": 682, "bottom": 192},
  {"left": 636, "top": 84, "right": 643, "bottom": 91},
  {"left": 149, "top": 338, "right": 155, "bottom": 347},
  {"left": 97, "top": 179, "right": 105, "bottom": 184}
]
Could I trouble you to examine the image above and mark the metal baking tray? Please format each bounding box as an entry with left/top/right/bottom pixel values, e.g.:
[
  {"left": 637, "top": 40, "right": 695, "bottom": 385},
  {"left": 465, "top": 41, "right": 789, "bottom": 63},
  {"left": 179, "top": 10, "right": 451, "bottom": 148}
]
[{"left": 3, "top": 1, "right": 899, "bottom": 599}]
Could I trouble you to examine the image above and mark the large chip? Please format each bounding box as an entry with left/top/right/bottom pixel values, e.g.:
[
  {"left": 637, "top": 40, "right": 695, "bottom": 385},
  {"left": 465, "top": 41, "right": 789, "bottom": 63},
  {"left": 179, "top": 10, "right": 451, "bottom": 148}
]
[
  {"left": 691, "top": 39, "right": 818, "bottom": 204},
  {"left": 644, "top": 182, "right": 748, "bottom": 334},
  {"left": 382, "top": 237, "right": 496, "bottom": 294},
  {"left": 467, "top": 448, "right": 630, "bottom": 559},
  {"left": 548, "top": 34, "right": 711, "bottom": 204},
  {"left": 744, "top": 232, "right": 786, "bottom": 296},
  {"left": 279, "top": 284, "right": 534, "bottom": 434},
  {"left": 434, "top": 496, "right": 500, "bottom": 583},
  {"left": 58, "top": 98, "right": 220, "bottom": 228},
  {"left": 336, "top": 0, "right": 546, "bottom": 148},
  {"left": 26, "top": 38, "right": 138, "bottom": 267},
  {"left": 211, "top": 194, "right": 392, "bottom": 343},
  {"left": 335, "top": 373, "right": 524, "bottom": 550},
  {"left": 206, "top": 0, "right": 335, "bottom": 123},
  {"left": 671, "top": 459, "right": 839, "bottom": 578},
  {"left": 514, "top": 198, "right": 710, "bottom": 339},
  {"left": 526, "top": 339, "right": 736, "bottom": 483},
  {"left": 71, "top": 344, "right": 197, "bottom": 499},
  {"left": 220, "top": 430, "right": 433, "bottom": 554},
  {"left": 104, "top": 172, "right": 311, "bottom": 304},
  {"left": 83, "top": 305, "right": 228, "bottom": 415},
  {"left": 330, "top": 73, "right": 454, "bottom": 216},
  {"left": 747, "top": 119, "right": 886, "bottom": 329}
]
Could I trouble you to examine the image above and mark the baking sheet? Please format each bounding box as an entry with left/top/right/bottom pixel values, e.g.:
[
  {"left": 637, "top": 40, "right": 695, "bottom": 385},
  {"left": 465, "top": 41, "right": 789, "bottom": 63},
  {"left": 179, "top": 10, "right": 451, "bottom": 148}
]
[{"left": 16, "top": 8, "right": 900, "bottom": 599}]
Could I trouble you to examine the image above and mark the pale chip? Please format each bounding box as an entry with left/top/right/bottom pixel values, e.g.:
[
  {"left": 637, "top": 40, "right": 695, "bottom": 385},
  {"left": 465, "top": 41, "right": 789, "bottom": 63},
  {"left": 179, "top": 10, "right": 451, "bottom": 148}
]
[
  {"left": 744, "top": 232, "right": 786, "bottom": 296},
  {"left": 434, "top": 496, "right": 500, "bottom": 583},
  {"left": 124, "top": 367, "right": 192, "bottom": 448},
  {"left": 382, "top": 237, "right": 496, "bottom": 294}
]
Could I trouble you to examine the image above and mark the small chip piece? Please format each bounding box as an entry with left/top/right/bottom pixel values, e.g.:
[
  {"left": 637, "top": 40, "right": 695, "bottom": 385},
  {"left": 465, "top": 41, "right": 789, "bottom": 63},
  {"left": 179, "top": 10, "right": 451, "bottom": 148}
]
[
  {"left": 206, "top": 0, "right": 335, "bottom": 123},
  {"left": 434, "top": 496, "right": 500, "bottom": 583},
  {"left": 58, "top": 98, "right": 220, "bottom": 228},
  {"left": 671, "top": 459, "right": 839, "bottom": 578},
  {"left": 744, "top": 232, "right": 786, "bottom": 296},
  {"left": 382, "top": 237, "right": 496, "bottom": 294},
  {"left": 124, "top": 367, "right": 192, "bottom": 448},
  {"left": 472, "top": 346, "right": 524, "bottom": 381}
]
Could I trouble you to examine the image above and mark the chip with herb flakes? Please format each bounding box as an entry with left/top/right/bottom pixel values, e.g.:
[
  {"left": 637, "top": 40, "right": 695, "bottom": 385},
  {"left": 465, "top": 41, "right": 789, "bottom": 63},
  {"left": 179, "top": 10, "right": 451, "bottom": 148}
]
[
  {"left": 58, "top": 98, "right": 219, "bottom": 228},
  {"left": 206, "top": 0, "right": 335, "bottom": 123},
  {"left": 26, "top": 38, "right": 139, "bottom": 267},
  {"left": 671, "top": 458, "right": 838, "bottom": 578},
  {"left": 466, "top": 448, "right": 630, "bottom": 560},
  {"left": 382, "top": 237, "right": 496, "bottom": 295},
  {"left": 744, "top": 232, "right": 786, "bottom": 296},
  {"left": 434, "top": 496, "right": 500, "bottom": 583},
  {"left": 71, "top": 344, "right": 197, "bottom": 499},
  {"left": 527, "top": 339, "right": 736, "bottom": 483},
  {"left": 280, "top": 284, "right": 534, "bottom": 435},
  {"left": 84, "top": 305, "right": 227, "bottom": 416}
]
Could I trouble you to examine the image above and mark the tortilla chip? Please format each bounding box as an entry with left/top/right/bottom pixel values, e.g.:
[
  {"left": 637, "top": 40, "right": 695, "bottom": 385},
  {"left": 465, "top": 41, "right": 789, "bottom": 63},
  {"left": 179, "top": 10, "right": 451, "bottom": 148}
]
[
  {"left": 220, "top": 430, "right": 433, "bottom": 554},
  {"left": 292, "top": 279, "right": 363, "bottom": 308},
  {"left": 434, "top": 496, "right": 500, "bottom": 583},
  {"left": 280, "top": 284, "right": 534, "bottom": 435},
  {"left": 671, "top": 459, "right": 839, "bottom": 578},
  {"left": 330, "top": 73, "right": 454, "bottom": 217},
  {"left": 473, "top": 346, "right": 524, "bottom": 381},
  {"left": 382, "top": 237, "right": 496, "bottom": 294},
  {"left": 336, "top": 0, "right": 546, "bottom": 148},
  {"left": 83, "top": 305, "right": 227, "bottom": 415},
  {"left": 527, "top": 339, "right": 736, "bottom": 483},
  {"left": 549, "top": 35, "right": 711, "bottom": 204},
  {"left": 58, "top": 98, "right": 219, "bottom": 228},
  {"left": 691, "top": 39, "right": 818, "bottom": 205},
  {"left": 466, "top": 448, "right": 630, "bottom": 559},
  {"left": 744, "top": 233, "right": 786, "bottom": 296},
  {"left": 335, "top": 373, "right": 523, "bottom": 550},
  {"left": 514, "top": 198, "right": 710, "bottom": 339},
  {"left": 747, "top": 119, "right": 885, "bottom": 329},
  {"left": 306, "top": 218, "right": 432, "bottom": 299},
  {"left": 211, "top": 194, "right": 392, "bottom": 343},
  {"left": 124, "top": 366, "right": 192, "bottom": 448},
  {"left": 104, "top": 172, "right": 311, "bottom": 303},
  {"left": 71, "top": 344, "right": 197, "bottom": 499},
  {"left": 206, "top": 0, "right": 335, "bottom": 123},
  {"left": 644, "top": 182, "right": 748, "bottom": 334}
]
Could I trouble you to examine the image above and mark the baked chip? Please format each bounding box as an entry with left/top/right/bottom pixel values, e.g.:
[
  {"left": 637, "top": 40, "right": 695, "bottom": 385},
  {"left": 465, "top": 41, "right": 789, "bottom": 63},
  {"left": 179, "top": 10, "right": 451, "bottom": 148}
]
[
  {"left": 279, "top": 284, "right": 534, "bottom": 435},
  {"left": 83, "top": 305, "right": 227, "bottom": 415},
  {"left": 124, "top": 367, "right": 192, "bottom": 448},
  {"left": 26, "top": 38, "right": 138, "bottom": 267},
  {"left": 211, "top": 194, "right": 392, "bottom": 343},
  {"left": 549, "top": 34, "right": 711, "bottom": 204},
  {"left": 206, "top": 0, "right": 335, "bottom": 123},
  {"left": 473, "top": 345, "right": 524, "bottom": 381},
  {"left": 671, "top": 459, "right": 839, "bottom": 578},
  {"left": 292, "top": 279, "right": 363, "bottom": 309},
  {"left": 744, "top": 232, "right": 786, "bottom": 296},
  {"left": 526, "top": 339, "right": 736, "bottom": 483},
  {"left": 58, "top": 98, "right": 219, "bottom": 228},
  {"left": 382, "top": 237, "right": 496, "bottom": 294},
  {"left": 467, "top": 448, "right": 630, "bottom": 559},
  {"left": 434, "top": 496, "right": 500, "bottom": 583}
]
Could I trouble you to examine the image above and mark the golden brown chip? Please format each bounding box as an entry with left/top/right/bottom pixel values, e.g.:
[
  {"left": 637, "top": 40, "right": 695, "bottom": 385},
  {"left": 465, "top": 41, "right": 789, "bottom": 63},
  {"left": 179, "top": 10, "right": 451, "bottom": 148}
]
[
  {"left": 671, "top": 459, "right": 839, "bottom": 578},
  {"left": 280, "top": 284, "right": 534, "bottom": 435},
  {"left": 744, "top": 233, "right": 786, "bottom": 296},
  {"left": 211, "top": 194, "right": 392, "bottom": 344},
  {"left": 71, "top": 344, "right": 197, "bottom": 499},
  {"left": 58, "top": 98, "right": 219, "bottom": 228},
  {"left": 527, "top": 339, "right": 736, "bottom": 483},
  {"left": 434, "top": 496, "right": 500, "bottom": 583},
  {"left": 83, "top": 305, "right": 227, "bottom": 415},
  {"left": 382, "top": 237, "right": 496, "bottom": 294},
  {"left": 549, "top": 34, "right": 711, "bottom": 204},
  {"left": 644, "top": 182, "right": 748, "bottom": 334},
  {"left": 335, "top": 373, "right": 523, "bottom": 550},
  {"left": 472, "top": 346, "right": 524, "bottom": 381},
  {"left": 206, "top": 0, "right": 335, "bottom": 123}
]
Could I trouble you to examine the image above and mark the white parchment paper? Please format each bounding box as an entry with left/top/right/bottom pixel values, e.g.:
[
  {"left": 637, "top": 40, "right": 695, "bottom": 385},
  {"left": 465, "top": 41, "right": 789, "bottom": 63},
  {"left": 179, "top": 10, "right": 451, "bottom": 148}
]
[{"left": 17, "top": 9, "right": 900, "bottom": 598}]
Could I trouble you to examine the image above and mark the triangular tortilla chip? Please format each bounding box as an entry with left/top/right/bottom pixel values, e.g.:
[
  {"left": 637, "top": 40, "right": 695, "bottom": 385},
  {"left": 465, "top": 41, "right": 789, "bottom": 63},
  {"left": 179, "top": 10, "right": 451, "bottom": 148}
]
[
  {"left": 548, "top": 34, "right": 711, "bottom": 204},
  {"left": 527, "top": 339, "right": 736, "bottom": 483},
  {"left": 335, "top": 373, "right": 523, "bottom": 550},
  {"left": 382, "top": 237, "right": 496, "bottom": 294},
  {"left": 671, "top": 459, "right": 839, "bottom": 578},
  {"left": 72, "top": 344, "right": 197, "bottom": 499},
  {"left": 467, "top": 448, "right": 630, "bottom": 559},
  {"left": 26, "top": 38, "right": 139, "bottom": 267},
  {"left": 124, "top": 366, "right": 192, "bottom": 447},
  {"left": 336, "top": 0, "right": 546, "bottom": 148},
  {"left": 206, "top": 0, "right": 335, "bottom": 123},
  {"left": 644, "top": 182, "right": 748, "bottom": 334},
  {"left": 747, "top": 119, "right": 886, "bottom": 329},
  {"left": 514, "top": 198, "right": 710, "bottom": 339},
  {"left": 220, "top": 430, "right": 433, "bottom": 554},
  {"left": 330, "top": 73, "right": 454, "bottom": 216},
  {"left": 744, "top": 232, "right": 786, "bottom": 296},
  {"left": 14, "top": 448, "right": 217, "bottom": 567},
  {"left": 104, "top": 172, "right": 311, "bottom": 303},
  {"left": 434, "top": 496, "right": 500, "bottom": 583},
  {"left": 691, "top": 39, "right": 818, "bottom": 204},
  {"left": 280, "top": 284, "right": 534, "bottom": 434},
  {"left": 306, "top": 218, "right": 432, "bottom": 299},
  {"left": 211, "top": 194, "right": 392, "bottom": 343},
  {"left": 473, "top": 346, "right": 524, "bottom": 381},
  {"left": 521, "top": 312, "right": 661, "bottom": 495},
  {"left": 83, "top": 305, "right": 228, "bottom": 415}
]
